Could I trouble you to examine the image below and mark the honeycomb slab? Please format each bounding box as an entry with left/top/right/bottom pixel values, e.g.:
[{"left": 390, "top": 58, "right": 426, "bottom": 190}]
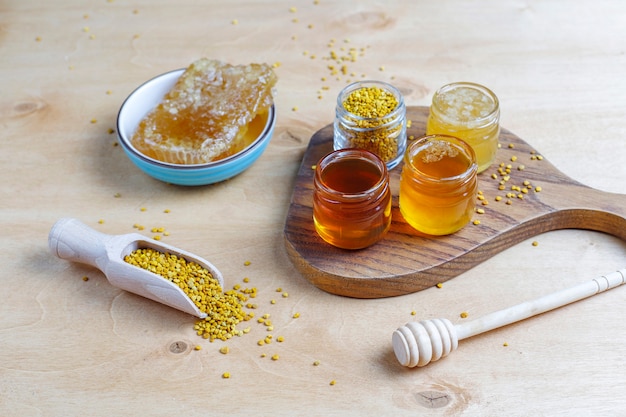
[{"left": 132, "top": 58, "right": 277, "bottom": 164}]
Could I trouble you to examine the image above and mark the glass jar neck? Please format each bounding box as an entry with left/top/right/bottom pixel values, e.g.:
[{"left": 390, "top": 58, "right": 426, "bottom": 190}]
[
  {"left": 430, "top": 82, "right": 500, "bottom": 128},
  {"left": 314, "top": 149, "right": 389, "bottom": 203},
  {"left": 403, "top": 162, "right": 477, "bottom": 196},
  {"left": 336, "top": 80, "right": 406, "bottom": 126},
  {"left": 403, "top": 135, "right": 478, "bottom": 195}
]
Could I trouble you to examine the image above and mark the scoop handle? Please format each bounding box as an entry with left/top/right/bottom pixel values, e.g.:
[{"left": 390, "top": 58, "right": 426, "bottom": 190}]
[{"left": 48, "top": 218, "right": 114, "bottom": 270}]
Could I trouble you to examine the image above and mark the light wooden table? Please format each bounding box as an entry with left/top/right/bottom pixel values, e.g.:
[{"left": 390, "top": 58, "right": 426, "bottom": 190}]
[{"left": 2, "top": 1, "right": 625, "bottom": 415}]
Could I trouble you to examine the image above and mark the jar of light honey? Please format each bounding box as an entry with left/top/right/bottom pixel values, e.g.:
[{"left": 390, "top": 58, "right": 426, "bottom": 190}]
[
  {"left": 426, "top": 82, "right": 500, "bottom": 173},
  {"left": 334, "top": 81, "right": 407, "bottom": 169},
  {"left": 399, "top": 135, "right": 478, "bottom": 236},
  {"left": 313, "top": 149, "right": 392, "bottom": 250}
]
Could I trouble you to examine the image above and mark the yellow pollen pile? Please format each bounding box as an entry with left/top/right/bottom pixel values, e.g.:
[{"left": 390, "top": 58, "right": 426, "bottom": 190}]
[
  {"left": 481, "top": 146, "right": 545, "bottom": 208},
  {"left": 124, "top": 248, "right": 255, "bottom": 342}
]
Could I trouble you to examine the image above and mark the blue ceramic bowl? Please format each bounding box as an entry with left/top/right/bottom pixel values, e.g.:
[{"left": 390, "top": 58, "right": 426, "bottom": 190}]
[{"left": 117, "top": 69, "right": 276, "bottom": 186}]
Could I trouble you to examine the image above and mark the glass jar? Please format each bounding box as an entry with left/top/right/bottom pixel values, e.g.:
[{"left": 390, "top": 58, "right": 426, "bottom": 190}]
[
  {"left": 399, "top": 134, "right": 478, "bottom": 235},
  {"left": 426, "top": 82, "right": 500, "bottom": 173},
  {"left": 334, "top": 80, "right": 407, "bottom": 169},
  {"left": 313, "top": 149, "right": 392, "bottom": 250}
]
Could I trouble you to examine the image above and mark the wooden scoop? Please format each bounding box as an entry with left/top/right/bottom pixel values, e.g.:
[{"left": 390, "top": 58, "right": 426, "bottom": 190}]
[
  {"left": 284, "top": 106, "right": 626, "bottom": 298},
  {"left": 48, "top": 217, "right": 223, "bottom": 318}
]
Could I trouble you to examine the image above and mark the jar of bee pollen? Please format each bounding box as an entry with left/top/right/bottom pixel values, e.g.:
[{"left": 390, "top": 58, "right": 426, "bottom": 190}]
[
  {"left": 333, "top": 81, "right": 407, "bottom": 169},
  {"left": 313, "top": 149, "right": 392, "bottom": 250},
  {"left": 399, "top": 135, "right": 478, "bottom": 236},
  {"left": 426, "top": 82, "right": 500, "bottom": 173}
]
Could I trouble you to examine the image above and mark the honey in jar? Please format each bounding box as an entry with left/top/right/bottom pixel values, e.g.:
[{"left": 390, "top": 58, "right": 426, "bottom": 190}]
[
  {"left": 426, "top": 82, "right": 499, "bottom": 173},
  {"left": 399, "top": 135, "right": 478, "bottom": 235},
  {"left": 313, "top": 149, "right": 391, "bottom": 250}
]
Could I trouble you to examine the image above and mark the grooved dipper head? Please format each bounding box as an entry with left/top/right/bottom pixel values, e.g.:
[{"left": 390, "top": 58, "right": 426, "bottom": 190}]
[{"left": 392, "top": 318, "right": 459, "bottom": 368}]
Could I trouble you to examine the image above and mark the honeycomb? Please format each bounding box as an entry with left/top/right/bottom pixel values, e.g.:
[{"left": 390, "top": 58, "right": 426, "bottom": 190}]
[{"left": 131, "top": 58, "right": 277, "bottom": 164}]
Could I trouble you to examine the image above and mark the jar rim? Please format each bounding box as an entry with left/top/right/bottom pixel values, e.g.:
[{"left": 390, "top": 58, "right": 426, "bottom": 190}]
[
  {"left": 431, "top": 81, "right": 500, "bottom": 126},
  {"left": 336, "top": 80, "right": 406, "bottom": 122},
  {"left": 315, "top": 148, "right": 389, "bottom": 199},
  {"left": 404, "top": 134, "right": 478, "bottom": 182}
]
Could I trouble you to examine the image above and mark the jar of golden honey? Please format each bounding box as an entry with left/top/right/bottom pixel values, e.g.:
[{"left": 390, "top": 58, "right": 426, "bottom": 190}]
[
  {"left": 426, "top": 82, "right": 500, "bottom": 173},
  {"left": 334, "top": 81, "right": 407, "bottom": 169},
  {"left": 399, "top": 135, "right": 478, "bottom": 236},
  {"left": 313, "top": 149, "right": 392, "bottom": 250}
]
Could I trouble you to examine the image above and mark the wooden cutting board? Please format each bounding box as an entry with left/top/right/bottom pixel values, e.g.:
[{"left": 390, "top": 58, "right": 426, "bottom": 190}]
[{"left": 283, "top": 106, "right": 626, "bottom": 298}]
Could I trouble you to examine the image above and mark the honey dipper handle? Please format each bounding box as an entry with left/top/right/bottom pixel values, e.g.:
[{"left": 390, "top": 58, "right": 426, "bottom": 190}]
[
  {"left": 48, "top": 218, "right": 115, "bottom": 270},
  {"left": 456, "top": 269, "right": 626, "bottom": 341}
]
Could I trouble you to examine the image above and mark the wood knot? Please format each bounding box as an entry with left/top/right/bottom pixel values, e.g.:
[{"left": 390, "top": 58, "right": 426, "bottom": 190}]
[
  {"left": 414, "top": 391, "right": 451, "bottom": 408},
  {"left": 341, "top": 10, "right": 396, "bottom": 30},
  {"left": 12, "top": 99, "right": 48, "bottom": 118},
  {"left": 168, "top": 341, "right": 188, "bottom": 354}
]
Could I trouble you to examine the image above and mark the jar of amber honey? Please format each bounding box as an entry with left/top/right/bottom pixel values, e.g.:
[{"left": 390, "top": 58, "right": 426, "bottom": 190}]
[
  {"left": 399, "top": 135, "right": 478, "bottom": 235},
  {"left": 334, "top": 81, "right": 407, "bottom": 169},
  {"left": 313, "top": 149, "right": 391, "bottom": 250},
  {"left": 426, "top": 82, "right": 500, "bottom": 173}
]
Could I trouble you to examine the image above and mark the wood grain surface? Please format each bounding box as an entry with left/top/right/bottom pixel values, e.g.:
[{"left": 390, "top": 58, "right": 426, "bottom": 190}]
[
  {"left": 284, "top": 106, "right": 626, "bottom": 298},
  {"left": 2, "top": 1, "right": 626, "bottom": 416}
]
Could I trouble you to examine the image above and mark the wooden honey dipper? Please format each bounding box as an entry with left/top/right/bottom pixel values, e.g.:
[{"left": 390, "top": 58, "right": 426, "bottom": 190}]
[{"left": 392, "top": 268, "right": 626, "bottom": 368}]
